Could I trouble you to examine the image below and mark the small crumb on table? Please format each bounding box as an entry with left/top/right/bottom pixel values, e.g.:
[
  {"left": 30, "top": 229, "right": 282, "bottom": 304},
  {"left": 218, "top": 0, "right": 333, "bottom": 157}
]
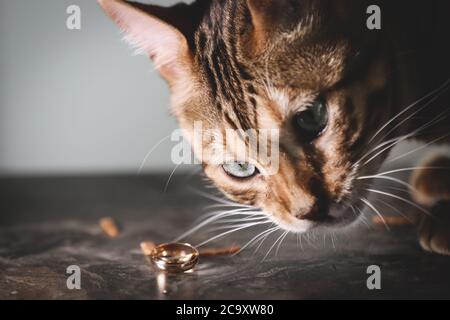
[
  {"left": 372, "top": 215, "right": 412, "bottom": 226},
  {"left": 199, "top": 245, "right": 241, "bottom": 257},
  {"left": 99, "top": 217, "right": 120, "bottom": 238},
  {"left": 140, "top": 241, "right": 156, "bottom": 255}
]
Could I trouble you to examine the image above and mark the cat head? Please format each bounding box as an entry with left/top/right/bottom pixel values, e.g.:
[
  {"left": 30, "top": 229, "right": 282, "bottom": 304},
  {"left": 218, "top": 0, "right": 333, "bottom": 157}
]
[{"left": 99, "top": 0, "right": 396, "bottom": 232}]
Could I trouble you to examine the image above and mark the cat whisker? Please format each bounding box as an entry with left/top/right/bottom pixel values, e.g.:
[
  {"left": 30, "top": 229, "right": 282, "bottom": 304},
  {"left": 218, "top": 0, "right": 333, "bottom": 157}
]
[
  {"left": 330, "top": 233, "right": 336, "bottom": 250},
  {"left": 360, "top": 215, "right": 372, "bottom": 230},
  {"left": 360, "top": 180, "right": 411, "bottom": 196},
  {"left": 306, "top": 231, "right": 315, "bottom": 246},
  {"left": 358, "top": 133, "right": 414, "bottom": 164},
  {"left": 355, "top": 129, "right": 426, "bottom": 170},
  {"left": 373, "top": 166, "right": 450, "bottom": 177},
  {"left": 204, "top": 203, "right": 255, "bottom": 210},
  {"left": 254, "top": 227, "right": 280, "bottom": 254},
  {"left": 350, "top": 205, "right": 358, "bottom": 219},
  {"left": 163, "top": 163, "right": 183, "bottom": 193},
  {"left": 373, "top": 198, "right": 414, "bottom": 224},
  {"left": 365, "top": 188, "right": 432, "bottom": 217},
  {"left": 189, "top": 188, "right": 254, "bottom": 208},
  {"left": 263, "top": 230, "right": 288, "bottom": 261},
  {"left": 198, "top": 207, "right": 263, "bottom": 219},
  {"left": 355, "top": 86, "right": 450, "bottom": 171},
  {"left": 208, "top": 215, "right": 267, "bottom": 227},
  {"left": 234, "top": 226, "right": 279, "bottom": 256},
  {"left": 298, "top": 233, "right": 304, "bottom": 250},
  {"left": 368, "top": 78, "right": 450, "bottom": 144},
  {"left": 194, "top": 208, "right": 262, "bottom": 224},
  {"left": 213, "top": 216, "right": 269, "bottom": 224},
  {"left": 376, "top": 185, "right": 411, "bottom": 195},
  {"left": 357, "top": 174, "right": 417, "bottom": 193},
  {"left": 207, "top": 217, "right": 270, "bottom": 230},
  {"left": 195, "top": 210, "right": 265, "bottom": 226},
  {"left": 356, "top": 207, "right": 371, "bottom": 229},
  {"left": 357, "top": 132, "right": 418, "bottom": 166},
  {"left": 324, "top": 231, "right": 337, "bottom": 250},
  {"left": 360, "top": 197, "right": 390, "bottom": 231},
  {"left": 175, "top": 208, "right": 260, "bottom": 242},
  {"left": 206, "top": 220, "right": 271, "bottom": 233},
  {"left": 137, "top": 134, "right": 173, "bottom": 174},
  {"left": 388, "top": 132, "right": 450, "bottom": 163},
  {"left": 362, "top": 111, "right": 449, "bottom": 166},
  {"left": 195, "top": 221, "right": 270, "bottom": 248},
  {"left": 377, "top": 86, "right": 450, "bottom": 145},
  {"left": 275, "top": 231, "right": 290, "bottom": 256}
]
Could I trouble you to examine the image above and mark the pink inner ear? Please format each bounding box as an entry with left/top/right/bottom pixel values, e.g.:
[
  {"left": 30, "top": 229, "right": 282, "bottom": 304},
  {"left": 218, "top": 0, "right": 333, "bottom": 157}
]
[{"left": 99, "top": 0, "right": 185, "bottom": 70}]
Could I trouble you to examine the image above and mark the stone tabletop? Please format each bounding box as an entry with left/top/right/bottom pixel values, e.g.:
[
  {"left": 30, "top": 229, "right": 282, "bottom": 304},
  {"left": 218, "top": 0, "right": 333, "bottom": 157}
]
[{"left": 1, "top": 175, "right": 450, "bottom": 299}]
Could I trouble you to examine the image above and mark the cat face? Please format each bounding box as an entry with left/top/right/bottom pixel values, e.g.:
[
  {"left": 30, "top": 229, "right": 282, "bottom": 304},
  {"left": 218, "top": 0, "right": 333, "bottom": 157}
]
[{"left": 100, "top": 0, "right": 396, "bottom": 232}]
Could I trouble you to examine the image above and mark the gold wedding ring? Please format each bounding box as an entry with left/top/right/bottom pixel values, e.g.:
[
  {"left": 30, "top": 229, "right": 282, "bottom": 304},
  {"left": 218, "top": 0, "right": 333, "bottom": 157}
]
[{"left": 150, "top": 243, "right": 199, "bottom": 273}]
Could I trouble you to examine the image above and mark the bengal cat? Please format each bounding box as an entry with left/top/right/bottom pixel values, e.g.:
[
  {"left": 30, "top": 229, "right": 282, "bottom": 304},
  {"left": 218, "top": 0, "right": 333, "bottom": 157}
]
[{"left": 98, "top": 0, "right": 450, "bottom": 255}]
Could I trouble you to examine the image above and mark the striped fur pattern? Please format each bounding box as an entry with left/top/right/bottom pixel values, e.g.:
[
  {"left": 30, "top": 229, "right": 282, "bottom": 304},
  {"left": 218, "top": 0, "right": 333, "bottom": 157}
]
[
  {"left": 99, "top": 0, "right": 450, "bottom": 235},
  {"left": 176, "top": 0, "right": 396, "bottom": 232}
]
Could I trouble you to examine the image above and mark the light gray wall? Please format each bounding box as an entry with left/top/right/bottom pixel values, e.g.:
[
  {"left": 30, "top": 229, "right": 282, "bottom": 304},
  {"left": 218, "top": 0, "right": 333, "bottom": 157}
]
[{"left": 0, "top": 0, "right": 189, "bottom": 175}]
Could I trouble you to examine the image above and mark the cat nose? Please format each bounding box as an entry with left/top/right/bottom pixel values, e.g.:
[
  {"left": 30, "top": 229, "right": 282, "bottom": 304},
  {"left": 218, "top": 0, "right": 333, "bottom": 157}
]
[{"left": 295, "top": 201, "right": 328, "bottom": 221}]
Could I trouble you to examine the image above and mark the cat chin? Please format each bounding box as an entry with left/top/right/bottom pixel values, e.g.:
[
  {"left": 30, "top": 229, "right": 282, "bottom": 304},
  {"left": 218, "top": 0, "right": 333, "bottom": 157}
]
[{"left": 267, "top": 214, "right": 316, "bottom": 234}]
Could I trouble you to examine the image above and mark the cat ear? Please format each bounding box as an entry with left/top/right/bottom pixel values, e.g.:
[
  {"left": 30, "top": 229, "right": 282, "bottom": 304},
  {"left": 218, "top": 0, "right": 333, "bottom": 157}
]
[
  {"left": 246, "top": 0, "right": 288, "bottom": 54},
  {"left": 98, "top": 0, "right": 207, "bottom": 82},
  {"left": 247, "top": 0, "right": 278, "bottom": 30}
]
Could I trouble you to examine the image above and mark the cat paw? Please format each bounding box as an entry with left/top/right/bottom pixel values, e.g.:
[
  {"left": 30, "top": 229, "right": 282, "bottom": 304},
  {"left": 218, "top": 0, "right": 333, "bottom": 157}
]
[{"left": 418, "top": 202, "right": 450, "bottom": 256}]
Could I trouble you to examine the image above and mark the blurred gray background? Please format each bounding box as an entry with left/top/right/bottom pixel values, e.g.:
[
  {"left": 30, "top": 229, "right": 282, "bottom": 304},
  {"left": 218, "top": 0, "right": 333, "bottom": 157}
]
[{"left": 0, "top": 0, "right": 194, "bottom": 176}]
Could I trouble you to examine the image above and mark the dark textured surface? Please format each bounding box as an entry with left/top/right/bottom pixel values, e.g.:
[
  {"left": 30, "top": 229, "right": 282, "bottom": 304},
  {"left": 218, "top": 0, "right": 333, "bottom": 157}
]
[{"left": 1, "top": 174, "right": 450, "bottom": 300}]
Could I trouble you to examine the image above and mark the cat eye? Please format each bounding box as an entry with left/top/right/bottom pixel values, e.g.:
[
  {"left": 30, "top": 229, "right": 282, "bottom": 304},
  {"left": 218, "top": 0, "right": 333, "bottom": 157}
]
[
  {"left": 222, "top": 162, "right": 258, "bottom": 179},
  {"left": 293, "top": 99, "right": 329, "bottom": 141}
]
